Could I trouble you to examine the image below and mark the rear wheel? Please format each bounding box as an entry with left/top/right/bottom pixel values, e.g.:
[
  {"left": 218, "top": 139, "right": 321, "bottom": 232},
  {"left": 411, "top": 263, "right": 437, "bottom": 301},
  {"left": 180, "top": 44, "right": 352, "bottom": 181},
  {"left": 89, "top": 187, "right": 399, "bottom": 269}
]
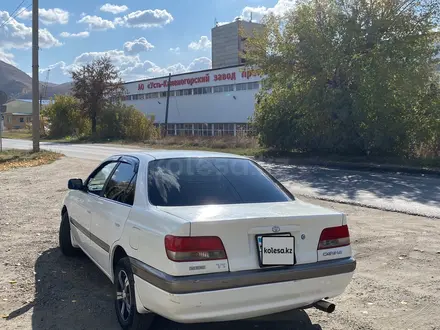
[
  {"left": 59, "top": 211, "right": 81, "bottom": 256},
  {"left": 114, "top": 257, "right": 155, "bottom": 330}
]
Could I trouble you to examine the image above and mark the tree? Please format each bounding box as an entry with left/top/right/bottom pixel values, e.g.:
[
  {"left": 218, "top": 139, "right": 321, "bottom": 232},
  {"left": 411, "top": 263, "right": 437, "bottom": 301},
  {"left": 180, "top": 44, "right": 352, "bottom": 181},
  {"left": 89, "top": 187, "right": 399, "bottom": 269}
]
[
  {"left": 71, "top": 56, "right": 125, "bottom": 134},
  {"left": 244, "top": 0, "right": 440, "bottom": 157}
]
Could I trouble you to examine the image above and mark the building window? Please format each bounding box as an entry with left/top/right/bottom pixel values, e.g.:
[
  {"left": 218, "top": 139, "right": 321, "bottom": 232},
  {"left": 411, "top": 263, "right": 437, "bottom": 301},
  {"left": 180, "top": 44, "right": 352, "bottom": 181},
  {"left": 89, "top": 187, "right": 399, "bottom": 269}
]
[
  {"left": 248, "top": 82, "right": 259, "bottom": 90},
  {"left": 236, "top": 83, "right": 247, "bottom": 91},
  {"left": 160, "top": 91, "right": 167, "bottom": 98},
  {"left": 225, "top": 84, "right": 234, "bottom": 92},
  {"left": 214, "top": 86, "right": 223, "bottom": 93},
  {"left": 183, "top": 89, "right": 192, "bottom": 96},
  {"left": 176, "top": 90, "right": 184, "bottom": 96},
  {"left": 132, "top": 94, "right": 140, "bottom": 100},
  {"left": 138, "top": 94, "right": 145, "bottom": 100},
  {"left": 193, "top": 87, "right": 203, "bottom": 95},
  {"left": 146, "top": 92, "right": 158, "bottom": 99},
  {"left": 202, "top": 87, "right": 212, "bottom": 94},
  {"left": 20, "top": 117, "right": 24, "bottom": 123},
  {"left": 194, "top": 123, "right": 212, "bottom": 136},
  {"left": 166, "top": 124, "right": 175, "bottom": 136}
]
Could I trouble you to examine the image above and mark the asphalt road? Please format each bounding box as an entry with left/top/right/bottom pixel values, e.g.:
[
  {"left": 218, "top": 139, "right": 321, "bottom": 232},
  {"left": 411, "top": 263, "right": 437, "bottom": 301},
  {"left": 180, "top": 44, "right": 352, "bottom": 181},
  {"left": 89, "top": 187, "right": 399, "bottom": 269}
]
[{"left": 3, "top": 138, "right": 440, "bottom": 218}]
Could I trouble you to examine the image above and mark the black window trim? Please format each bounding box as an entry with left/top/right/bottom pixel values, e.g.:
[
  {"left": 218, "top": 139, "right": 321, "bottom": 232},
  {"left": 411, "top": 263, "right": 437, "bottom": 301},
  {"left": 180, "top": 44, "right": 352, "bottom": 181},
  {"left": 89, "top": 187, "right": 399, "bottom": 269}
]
[
  {"left": 99, "top": 156, "right": 140, "bottom": 206},
  {"left": 146, "top": 156, "right": 295, "bottom": 207},
  {"left": 84, "top": 158, "right": 121, "bottom": 195}
]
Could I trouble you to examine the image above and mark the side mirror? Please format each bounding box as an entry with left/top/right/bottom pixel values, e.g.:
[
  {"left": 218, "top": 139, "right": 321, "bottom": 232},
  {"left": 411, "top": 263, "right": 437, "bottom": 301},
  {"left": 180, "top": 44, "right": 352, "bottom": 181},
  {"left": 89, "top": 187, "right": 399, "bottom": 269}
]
[{"left": 68, "top": 178, "right": 84, "bottom": 190}]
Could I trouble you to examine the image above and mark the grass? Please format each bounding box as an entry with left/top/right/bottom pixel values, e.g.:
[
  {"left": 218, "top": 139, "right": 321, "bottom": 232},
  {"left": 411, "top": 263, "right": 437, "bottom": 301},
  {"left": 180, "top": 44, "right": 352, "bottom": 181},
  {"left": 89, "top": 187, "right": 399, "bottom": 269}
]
[
  {"left": 144, "top": 135, "right": 263, "bottom": 156},
  {"left": 0, "top": 149, "right": 62, "bottom": 172},
  {"left": 1, "top": 129, "right": 33, "bottom": 140},
  {"left": 44, "top": 135, "right": 265, "bottom": 156}
]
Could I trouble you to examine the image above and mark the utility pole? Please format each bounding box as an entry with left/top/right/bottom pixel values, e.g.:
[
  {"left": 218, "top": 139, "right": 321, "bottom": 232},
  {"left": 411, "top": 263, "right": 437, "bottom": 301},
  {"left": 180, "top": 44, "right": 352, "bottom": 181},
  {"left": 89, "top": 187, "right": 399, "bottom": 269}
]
[
  {"left": 32, "top": 0, "right": 40, "bottom": 152},
  {"left": 163, "top": 73, "right": 172, "bottom": 137}
]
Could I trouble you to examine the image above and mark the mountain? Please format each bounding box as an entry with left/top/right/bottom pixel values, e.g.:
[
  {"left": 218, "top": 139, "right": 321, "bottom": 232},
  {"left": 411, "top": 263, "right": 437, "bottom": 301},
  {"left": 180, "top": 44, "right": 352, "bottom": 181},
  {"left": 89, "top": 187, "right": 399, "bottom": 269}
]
[{"left": 0, "top": 60, "right": 72, "bottom": 100}]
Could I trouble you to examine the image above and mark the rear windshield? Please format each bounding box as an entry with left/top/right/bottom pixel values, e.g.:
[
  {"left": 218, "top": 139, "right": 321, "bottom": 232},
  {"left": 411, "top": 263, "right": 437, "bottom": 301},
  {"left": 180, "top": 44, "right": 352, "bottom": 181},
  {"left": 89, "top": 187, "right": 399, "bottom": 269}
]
[{"left": 147, "top": 157, "right": 294, "bottom": 207}]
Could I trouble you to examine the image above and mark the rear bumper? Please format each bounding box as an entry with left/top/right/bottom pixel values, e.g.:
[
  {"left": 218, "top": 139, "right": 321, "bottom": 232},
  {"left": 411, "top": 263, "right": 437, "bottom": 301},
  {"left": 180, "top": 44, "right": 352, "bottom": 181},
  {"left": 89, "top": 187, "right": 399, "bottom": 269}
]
[
  {"left": 130, "top": 256, "right": 356, "bottom": 294},
  {"left": 131, "top": 257, "right": 356, "bottom": 323}
]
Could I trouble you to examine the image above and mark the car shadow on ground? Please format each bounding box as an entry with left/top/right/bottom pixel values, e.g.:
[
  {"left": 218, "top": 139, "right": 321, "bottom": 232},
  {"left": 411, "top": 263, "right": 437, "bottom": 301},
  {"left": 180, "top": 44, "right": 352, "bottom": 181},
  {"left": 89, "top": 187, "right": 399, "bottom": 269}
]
[{"left": 8, "top": 248, "right": 323, "bottom": 330}]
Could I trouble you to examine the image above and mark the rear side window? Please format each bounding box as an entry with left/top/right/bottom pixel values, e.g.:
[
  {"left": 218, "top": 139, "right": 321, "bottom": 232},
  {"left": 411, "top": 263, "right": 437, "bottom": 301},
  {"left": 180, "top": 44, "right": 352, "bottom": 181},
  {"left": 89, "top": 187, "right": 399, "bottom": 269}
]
[
  {"left": 147, "top": 157, "right": 293, "bottom": 207},
  {"left": 103, "top": 162, "right": 137, "bottom": 205}
]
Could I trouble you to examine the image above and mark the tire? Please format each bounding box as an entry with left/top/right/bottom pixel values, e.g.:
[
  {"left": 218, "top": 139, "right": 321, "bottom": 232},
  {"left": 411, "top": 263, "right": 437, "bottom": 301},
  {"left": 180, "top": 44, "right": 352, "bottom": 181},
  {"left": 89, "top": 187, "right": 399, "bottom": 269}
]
[
  {"left": 59, "top": 211, "right": 81, "bottom": 257},
  {"left": 114, "top": 257, "right": 155, "bottom": 330}
]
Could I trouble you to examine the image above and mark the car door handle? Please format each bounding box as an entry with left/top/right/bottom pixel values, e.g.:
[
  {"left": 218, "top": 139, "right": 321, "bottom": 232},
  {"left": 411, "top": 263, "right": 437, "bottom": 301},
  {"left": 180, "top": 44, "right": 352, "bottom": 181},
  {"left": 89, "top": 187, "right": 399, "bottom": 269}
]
[
  {"left": 87, "top": 210, "right": 92, "bottom": 214},
  {"left": 115, "top": 223, "right": 121, "bottom": 228}
]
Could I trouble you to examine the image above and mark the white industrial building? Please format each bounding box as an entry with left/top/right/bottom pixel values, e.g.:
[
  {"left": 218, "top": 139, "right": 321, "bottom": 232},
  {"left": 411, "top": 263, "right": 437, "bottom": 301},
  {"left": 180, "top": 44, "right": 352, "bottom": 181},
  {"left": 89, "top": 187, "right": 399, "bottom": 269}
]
[{"left": 122, "top": 19, "right": 264, "bottom": 136}]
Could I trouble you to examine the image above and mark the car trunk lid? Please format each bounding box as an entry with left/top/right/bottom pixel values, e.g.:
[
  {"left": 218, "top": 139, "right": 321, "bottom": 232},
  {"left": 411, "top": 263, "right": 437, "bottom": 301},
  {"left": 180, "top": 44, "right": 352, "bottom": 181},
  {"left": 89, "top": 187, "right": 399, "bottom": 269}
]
[{"left": 157, "top": 200, "right": 344, "bottom": 272}]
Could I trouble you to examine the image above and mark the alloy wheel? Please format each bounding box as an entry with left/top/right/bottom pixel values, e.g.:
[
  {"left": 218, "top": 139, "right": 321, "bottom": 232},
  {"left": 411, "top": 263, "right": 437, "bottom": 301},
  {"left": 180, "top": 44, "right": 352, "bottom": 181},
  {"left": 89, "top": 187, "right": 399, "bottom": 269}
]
[{"left": 116, "top": 269, "right": 132, "bottom": 322}]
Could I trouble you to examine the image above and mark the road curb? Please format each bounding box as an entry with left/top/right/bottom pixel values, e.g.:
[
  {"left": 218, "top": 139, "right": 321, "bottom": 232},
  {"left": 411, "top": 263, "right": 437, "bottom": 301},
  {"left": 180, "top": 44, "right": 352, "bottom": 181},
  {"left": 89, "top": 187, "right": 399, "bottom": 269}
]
[{"left": 252, "top": 155, "right": 440, "bottom": 177}]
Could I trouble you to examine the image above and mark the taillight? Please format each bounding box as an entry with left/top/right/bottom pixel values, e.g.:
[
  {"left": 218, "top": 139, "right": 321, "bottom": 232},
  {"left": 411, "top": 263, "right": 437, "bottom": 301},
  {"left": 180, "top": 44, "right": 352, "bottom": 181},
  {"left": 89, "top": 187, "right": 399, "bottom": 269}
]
[
  {"left": 318, "top": 225, "right": 350, "bottom": 250},
  {"left": 164, "top": 235, "right": 227, "bottom": 262}
]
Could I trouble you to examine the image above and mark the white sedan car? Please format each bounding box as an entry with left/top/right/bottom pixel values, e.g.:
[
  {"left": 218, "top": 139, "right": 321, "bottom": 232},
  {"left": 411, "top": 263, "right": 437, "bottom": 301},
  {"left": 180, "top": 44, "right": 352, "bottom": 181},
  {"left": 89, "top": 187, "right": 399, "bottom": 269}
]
[{"left": 59, "top": 150, "right": 356, "bottom": 330}]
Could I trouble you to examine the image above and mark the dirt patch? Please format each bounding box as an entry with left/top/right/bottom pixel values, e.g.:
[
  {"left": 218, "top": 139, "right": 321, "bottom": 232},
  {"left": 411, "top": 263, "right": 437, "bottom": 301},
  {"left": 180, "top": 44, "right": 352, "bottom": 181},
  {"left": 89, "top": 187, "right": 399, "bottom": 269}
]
[
  {"left": 0, "top": 149, "right": 62, "bottom": 172},
  {"left": 0, "top": 157, "right": 439, "bottom": 330}
]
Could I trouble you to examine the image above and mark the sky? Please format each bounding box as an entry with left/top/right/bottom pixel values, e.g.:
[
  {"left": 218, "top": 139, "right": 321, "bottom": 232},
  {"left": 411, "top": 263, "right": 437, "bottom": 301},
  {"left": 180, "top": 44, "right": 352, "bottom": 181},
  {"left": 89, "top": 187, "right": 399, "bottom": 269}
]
[{"left": 0, "top": 0, "right": 296, "bottom": 84}]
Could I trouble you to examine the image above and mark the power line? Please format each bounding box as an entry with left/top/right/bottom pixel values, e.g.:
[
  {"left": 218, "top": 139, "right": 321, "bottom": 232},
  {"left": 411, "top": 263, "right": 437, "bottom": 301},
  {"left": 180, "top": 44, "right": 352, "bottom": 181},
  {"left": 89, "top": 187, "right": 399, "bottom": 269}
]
[
  {"left": 1, "top": 0, "right": 27, "bottom": 25},
  {"left": 0, "top": 2, "right": 31, "bottom": 30}
]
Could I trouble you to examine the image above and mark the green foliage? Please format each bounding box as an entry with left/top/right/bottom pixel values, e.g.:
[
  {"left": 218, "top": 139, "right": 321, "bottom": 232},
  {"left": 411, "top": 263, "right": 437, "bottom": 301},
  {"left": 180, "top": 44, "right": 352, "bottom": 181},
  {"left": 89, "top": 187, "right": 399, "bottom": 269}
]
[
  {"left": 98, "top": 102, "right": 159, "bottom": 141},
  {"left": 43, "top": 96, "right": 158, "bottom": 141},
  {"left": 71, "top": 56, "right": 125, "bottom": 134},
  {"left": 43, "top": 95, "right": 91, "bottom": 139},
  {"left": 245, "top": 0, "right": 440, "bottom": 158}
]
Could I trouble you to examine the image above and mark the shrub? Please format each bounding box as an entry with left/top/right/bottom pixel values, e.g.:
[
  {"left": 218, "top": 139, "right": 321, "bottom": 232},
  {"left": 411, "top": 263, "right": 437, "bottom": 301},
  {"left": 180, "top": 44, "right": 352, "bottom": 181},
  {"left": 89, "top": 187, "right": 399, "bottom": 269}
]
[
  {"left": 98, "top": 102, "right": 159, "bottom": 141},
  {"left": 43, "top": 95, "right": 91, "bottom": 139}
]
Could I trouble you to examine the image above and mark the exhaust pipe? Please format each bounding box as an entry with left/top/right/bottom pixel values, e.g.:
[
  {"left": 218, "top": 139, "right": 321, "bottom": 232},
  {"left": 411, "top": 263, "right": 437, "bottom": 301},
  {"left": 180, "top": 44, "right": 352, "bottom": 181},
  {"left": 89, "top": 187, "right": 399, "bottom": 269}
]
[{"left": 313, "top": 300, "right": 336, "bottom": 313}]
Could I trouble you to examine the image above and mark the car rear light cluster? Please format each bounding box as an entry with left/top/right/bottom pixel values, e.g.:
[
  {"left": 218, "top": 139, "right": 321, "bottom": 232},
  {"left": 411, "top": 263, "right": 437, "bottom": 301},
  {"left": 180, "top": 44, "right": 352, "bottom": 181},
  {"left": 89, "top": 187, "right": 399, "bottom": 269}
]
[
  {"left": 318, "top": 225, "right": 350, "bottom": 250},
  {"left": 165, "top": 235, "right": 227, "bottom": 262}
]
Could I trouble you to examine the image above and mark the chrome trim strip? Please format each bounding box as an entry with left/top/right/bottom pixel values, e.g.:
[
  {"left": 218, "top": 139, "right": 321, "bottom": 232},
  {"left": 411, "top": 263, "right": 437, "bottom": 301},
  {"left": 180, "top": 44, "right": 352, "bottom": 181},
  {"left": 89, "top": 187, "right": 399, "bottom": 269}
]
[
  {"left": 69, "top": 216, "right": 109, "bottom": 253},
  {"left": 130, "top": 257, "right": 356, "bottom": 294}
]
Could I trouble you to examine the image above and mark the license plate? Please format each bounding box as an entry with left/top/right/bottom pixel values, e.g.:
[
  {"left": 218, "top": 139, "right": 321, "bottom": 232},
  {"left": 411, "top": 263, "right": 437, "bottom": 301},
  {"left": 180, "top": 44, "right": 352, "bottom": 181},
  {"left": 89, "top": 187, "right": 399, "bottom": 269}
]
[{"left": 258, "top": 235, "right": 295, "bottom": 266}]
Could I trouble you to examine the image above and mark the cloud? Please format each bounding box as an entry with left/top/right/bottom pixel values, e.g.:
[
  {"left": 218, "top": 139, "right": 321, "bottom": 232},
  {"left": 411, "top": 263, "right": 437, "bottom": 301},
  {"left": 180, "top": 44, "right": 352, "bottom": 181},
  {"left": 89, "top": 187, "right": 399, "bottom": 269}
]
[
  {"left": 169, "top": 47, "right": 180, "bottom": 54},
  {"left": 241, "top": 0, "right": 296, "bottom": 21},
  {"left": 123, "top": 37, "right": 154, "bottom": 55},
  {"left": 17, "top": 7, "right": 69, "bottom": 25},
  {"left": 114, "top": 9, "right": 173, "bottom": 28},
  {"left": 0, "top": 11, "right": 62, "bottom": 50},
  {"left": 77, "top": 15, "right": 115, "bottom": 31},
  {"left": 39, "top": 61, "right": 69, "bottom": 77},
  {"left": 188, "top": 36, "right": 212, "bottom": 51},
  {"left": 100, "top": 4, "right": 129, "bottom": 14},
  {"left": 187, "top": 57, "right": 212, "bottom": 71},
  {"left": 60, "top": 31, "right": 90, "bottom": 38},
  {"left": 0, "top": 49, "right": 15, "bottom": 65},
  {"left": 65, "top": 49, "right": 211, "bottom": 82}
]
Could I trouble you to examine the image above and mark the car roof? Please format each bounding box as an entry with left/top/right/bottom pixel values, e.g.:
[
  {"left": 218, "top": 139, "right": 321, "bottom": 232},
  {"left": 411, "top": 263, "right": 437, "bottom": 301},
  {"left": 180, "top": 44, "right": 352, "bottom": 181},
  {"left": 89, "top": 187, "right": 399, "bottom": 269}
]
[{"left": 109, "top": 150, "right": 250, "bottom": 161}]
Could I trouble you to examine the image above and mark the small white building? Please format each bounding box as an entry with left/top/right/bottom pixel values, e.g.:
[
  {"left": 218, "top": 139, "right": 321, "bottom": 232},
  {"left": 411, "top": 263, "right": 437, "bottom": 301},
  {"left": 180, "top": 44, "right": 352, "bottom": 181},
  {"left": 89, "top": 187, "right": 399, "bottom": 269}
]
[{"left": 122, "top": 65, "right": 263, "bottom": 136}]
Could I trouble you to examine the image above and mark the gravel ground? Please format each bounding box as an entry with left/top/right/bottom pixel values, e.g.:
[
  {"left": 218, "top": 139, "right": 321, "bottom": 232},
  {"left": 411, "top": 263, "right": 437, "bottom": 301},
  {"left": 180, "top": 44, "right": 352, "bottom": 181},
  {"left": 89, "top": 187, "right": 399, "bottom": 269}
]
[{"left": 1, "top": 157, "right": 439, "bottom": 330}]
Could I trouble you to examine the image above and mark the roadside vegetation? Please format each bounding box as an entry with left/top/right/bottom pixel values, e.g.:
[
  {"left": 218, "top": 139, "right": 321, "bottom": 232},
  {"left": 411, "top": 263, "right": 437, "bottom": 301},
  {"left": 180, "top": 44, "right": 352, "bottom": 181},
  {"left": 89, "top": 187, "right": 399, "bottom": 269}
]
[
  {"left": 11, "top": 0, "right": 439, "bottom": 170},
  {"left": 1, "top": 129, "right": 32, "bottom": 140},
  {"left": 41, "top": 57, "right": 159, "bottom": 142},
  {"left": 0, "top": 149, "right": 61, "bottom": 172},
  {"left": 244, "top": 0, "right": 440, "bottom": 163}
]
